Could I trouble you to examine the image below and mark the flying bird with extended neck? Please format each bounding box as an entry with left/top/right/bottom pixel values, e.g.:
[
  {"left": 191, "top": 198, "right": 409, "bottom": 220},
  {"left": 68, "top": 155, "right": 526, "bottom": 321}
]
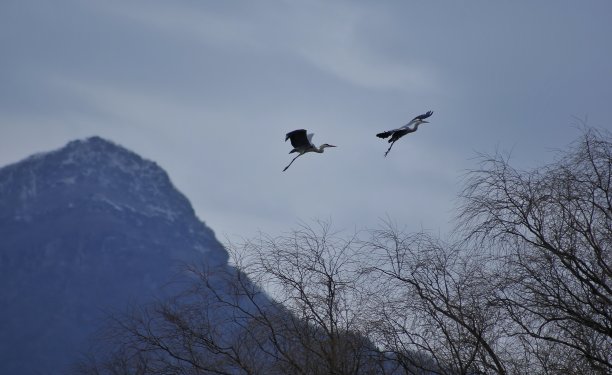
[
  {"left": 376, "top": 110, "right": 434, "bottom": 157},
  {"left": 283, "top": 129, "right": 336, "bottom": 171}
]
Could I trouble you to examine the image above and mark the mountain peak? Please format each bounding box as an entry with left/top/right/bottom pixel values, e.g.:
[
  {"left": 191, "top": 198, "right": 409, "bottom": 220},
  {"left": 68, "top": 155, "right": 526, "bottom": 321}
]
[
  {"left": 61, "top": 136, "right": 147, "bottom": 166},
  {"left": 0, "top": 136, "right": 228, "bottom": 374},
  {"left": 66, "top": 135, "right": 119, "bottom": 149},
  {"left": 0, "top": 136, "right": 195, "bottom": 224},
  {"left": 0, "top": 135, "right": 227, "bottom": 263},
  {"left": 22, "top": 136, "right": 127, "bottom": 165}
]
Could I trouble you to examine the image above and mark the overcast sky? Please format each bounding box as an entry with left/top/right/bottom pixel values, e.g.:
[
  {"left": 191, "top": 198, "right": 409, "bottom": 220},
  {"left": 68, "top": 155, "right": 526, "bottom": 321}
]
[{"left": 1, "top": 1, "right": 611, "bottom": 241}]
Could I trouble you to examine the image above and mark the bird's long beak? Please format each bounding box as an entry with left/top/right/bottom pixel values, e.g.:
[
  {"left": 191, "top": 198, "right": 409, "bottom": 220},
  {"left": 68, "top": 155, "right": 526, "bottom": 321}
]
[
  {"left": 422, "top": 120, "right": 429, "bottom": 124},
  {"left": 329, "top": 145, "right": 337, "bottom": 147}
]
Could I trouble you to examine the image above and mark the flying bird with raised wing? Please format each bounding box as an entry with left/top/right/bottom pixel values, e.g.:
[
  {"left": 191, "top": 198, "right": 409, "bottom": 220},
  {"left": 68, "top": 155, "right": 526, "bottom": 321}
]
[
  {"left": 376, "top": 110, "right": 434, "bottom": 157},
  {"left": 283, "top": 129, "right": 336, "bottom": 171}
]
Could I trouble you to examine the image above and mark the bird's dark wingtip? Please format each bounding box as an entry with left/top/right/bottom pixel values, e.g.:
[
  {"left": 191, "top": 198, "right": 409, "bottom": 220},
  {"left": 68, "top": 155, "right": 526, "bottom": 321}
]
[{"left": 414, "top": 110, "right": 434, "bottom": 121}]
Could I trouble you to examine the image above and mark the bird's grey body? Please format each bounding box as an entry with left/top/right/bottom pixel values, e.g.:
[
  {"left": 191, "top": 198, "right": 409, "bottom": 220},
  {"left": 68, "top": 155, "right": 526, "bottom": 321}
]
[
  {"left": 283, "top": 129, "right": 336, "bottom": 171},
  {"left": 376, "top": 111, "right": 433, "bottom": 157}
]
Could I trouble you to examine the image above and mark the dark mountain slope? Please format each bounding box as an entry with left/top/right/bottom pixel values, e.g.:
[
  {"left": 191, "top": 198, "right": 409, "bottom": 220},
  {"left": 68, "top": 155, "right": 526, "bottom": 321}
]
[{"left": 0, "top": 137, "right": 228, "bottom": 374}]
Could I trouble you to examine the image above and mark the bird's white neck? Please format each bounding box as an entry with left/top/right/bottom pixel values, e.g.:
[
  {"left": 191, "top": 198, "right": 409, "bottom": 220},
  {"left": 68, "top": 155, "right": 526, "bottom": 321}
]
[
  {"left": 408, "top": 122, "right": 423, "bottom": 132},
  {"left": 316, "top": 144, "right": 331, "bottom": 153}
]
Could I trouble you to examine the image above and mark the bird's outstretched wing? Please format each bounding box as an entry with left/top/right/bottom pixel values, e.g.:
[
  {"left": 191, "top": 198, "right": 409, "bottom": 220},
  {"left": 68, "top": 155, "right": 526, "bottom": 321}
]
[
  {"left": 285, "top": 129, "right": 311, "bottom": 148},
  {"left": 377, "top": 123, "right": 411, "bottom": 138},
  {"left": 412, "top": 110, "right": 433, "bottom": 122},
  {"left": 376, "top": 130, "right": 395, "bottom": 139}
]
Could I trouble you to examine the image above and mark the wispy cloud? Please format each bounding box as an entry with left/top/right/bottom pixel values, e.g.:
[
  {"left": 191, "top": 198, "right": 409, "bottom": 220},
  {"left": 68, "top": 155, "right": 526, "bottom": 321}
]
[{"left": 94, "top": 0, "right": 440, "bottom": 93}]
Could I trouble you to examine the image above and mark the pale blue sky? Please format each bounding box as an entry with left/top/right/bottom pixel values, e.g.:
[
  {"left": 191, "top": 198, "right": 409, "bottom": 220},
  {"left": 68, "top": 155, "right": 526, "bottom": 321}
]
[{"left": 1, "top": 0, "right": 611, "bottom": 240}]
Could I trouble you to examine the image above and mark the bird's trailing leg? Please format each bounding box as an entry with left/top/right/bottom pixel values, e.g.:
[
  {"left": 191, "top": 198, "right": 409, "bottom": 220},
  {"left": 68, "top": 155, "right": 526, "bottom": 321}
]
[
  {"left": 283, "top": 154, "right": 302, "bottom": 171},
  {"left": 384, "top": 141, "right": 397, "bottom": 157}
]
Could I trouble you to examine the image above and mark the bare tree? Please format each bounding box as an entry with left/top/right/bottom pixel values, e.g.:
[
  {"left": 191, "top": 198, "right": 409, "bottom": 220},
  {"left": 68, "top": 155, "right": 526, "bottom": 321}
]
[
  {"left": 363, "top": 128, "right": 611, "bottom": 375},
  {"left": 363, "top": 223, "right": 509, "bottom": 375},
  {"left": 76, "top": 221, "right": 385, "bottom": 375},
  {"left": 74, "top": 266, "right": 280, "bottom": 375},
  {"left": 227, "top": 220, "right": 380, "bottom": 375},
  {"left": 457, "top": 127, "right": 611, "bottom": 373}
]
